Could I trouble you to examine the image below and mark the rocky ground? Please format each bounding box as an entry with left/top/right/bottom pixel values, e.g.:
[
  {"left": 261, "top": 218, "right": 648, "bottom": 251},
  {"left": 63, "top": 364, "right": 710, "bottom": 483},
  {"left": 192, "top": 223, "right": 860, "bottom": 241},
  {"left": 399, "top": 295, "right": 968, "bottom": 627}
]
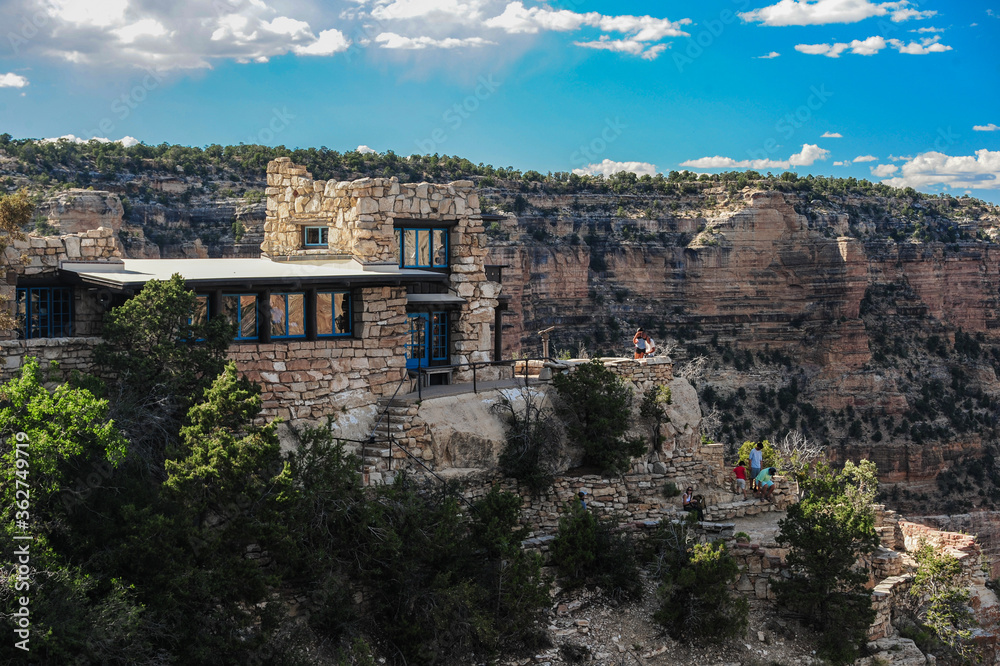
[{"left": 504, "top": 510, "right": 932, "bottom": 666}]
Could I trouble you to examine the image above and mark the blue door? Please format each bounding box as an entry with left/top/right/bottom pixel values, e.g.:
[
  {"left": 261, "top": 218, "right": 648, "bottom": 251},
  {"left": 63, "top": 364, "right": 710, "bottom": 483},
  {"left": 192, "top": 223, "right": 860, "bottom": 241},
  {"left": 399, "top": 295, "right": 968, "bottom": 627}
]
[
  {"left": 406, "top": 312, "right": 449, "bottom": 370},
  {"left": 406, "top": 313, "right": 429, "bottom": 370}
]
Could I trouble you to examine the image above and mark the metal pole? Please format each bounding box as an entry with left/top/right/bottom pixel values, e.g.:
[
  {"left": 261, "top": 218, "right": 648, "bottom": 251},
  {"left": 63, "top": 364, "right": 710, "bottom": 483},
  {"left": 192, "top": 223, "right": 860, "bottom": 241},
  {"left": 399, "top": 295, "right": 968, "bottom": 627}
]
[{"left": 473, "top": 362, "right": 478, "bottom": 394}]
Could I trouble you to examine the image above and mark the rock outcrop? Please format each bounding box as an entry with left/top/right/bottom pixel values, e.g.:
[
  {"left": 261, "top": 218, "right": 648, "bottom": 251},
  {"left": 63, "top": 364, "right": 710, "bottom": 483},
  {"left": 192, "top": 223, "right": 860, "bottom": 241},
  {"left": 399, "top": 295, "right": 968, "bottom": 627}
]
[{"left": 41, "top": 188, "right": 124, "bottom": 234}]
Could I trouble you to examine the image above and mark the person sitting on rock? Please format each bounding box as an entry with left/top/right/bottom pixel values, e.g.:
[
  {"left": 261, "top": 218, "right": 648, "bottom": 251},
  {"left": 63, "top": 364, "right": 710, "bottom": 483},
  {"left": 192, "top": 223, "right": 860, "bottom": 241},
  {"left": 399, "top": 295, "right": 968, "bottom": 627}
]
[
  {"left": 755, "top": 467, "right": 777, "bottom": 502},
  {"left": 682, "top": 487, "right": 705, "bottom": 521},
  {"left": 732, "top": 460, "right": 748, "bottom": 499}
]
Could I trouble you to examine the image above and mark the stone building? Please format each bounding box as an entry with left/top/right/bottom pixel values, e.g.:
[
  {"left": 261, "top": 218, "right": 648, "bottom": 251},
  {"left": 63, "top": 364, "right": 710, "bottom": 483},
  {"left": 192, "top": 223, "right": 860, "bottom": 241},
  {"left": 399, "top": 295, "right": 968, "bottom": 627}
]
[{"left": 2, "top": 158, "right": 505, "bottom": 435}]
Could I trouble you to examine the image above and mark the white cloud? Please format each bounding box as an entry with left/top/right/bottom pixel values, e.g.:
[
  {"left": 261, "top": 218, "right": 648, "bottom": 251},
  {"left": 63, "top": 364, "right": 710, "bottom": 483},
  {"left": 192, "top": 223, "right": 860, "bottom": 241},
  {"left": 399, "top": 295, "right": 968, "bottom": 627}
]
[
  {"left": 821, "top": 131, "right": 843, "bottom": 138},
  {"left": 42, "top": 135, "right": 139, "bottom": 146},
  {"left": 484, "top": 2, "right": 689, "bottom": 58},
  {"left": 795, "top": 34, "right": 951, "bottom": 57},
  {"left": 9, "top": 0, "right": 351, "bottom": 70},
  {"left": 294, "top": 29, "right": 351, "bottom": 56},
  {"left": 974, "top": 124, "right": 1000, "bottom": 132},
  {"left": 484, "top": 2, "right": 589, "bottom": 33},
  {"left": 833, "top": 160, "right": 850, "bottom": 166},
  {"left": 0, "top": 72, "right": 29, "bottom": 88},
  {"left": 372, "top": 0, "right": 486, "bottom": 21},
  {"left": 757, "top": 51, "right": 781, "bottom": 58},
  {"left": 375, "top": 32, "right": 494, "bottom": 49},
  {"left": 356, "top": 145, "right": 377, "bottom": 154},
  {"left": 112, "top": 19, "right": 168, "bottom": 44},
  {"left": 889, "top": 154, "right": 912, "bottom": 161},
  {"left": 913, "top": 26, "right": 945, "bottom": 32},
  {"left": 740, "top": 0, "right": 934, "bottom": 26},
  {"left": 853, "top": 154, "right": 878, "bottom": 162},
  {"left": 680, "top": 143, "right": 830, "bottom": 170},
  {"left": 881, "top": 149, "right": 1000, "bottom": 190},
  {"left": 888, "top": 36, "right": 952, "bottom": 54},
  {"left": 871, "top": 163, "right": 899, "bottom": 177},
  {"left": 573, "top": 36, "right": 668, "bottom": 60},
  {"left": 572, "top": 159, "right": 658, "bottom": 177}
]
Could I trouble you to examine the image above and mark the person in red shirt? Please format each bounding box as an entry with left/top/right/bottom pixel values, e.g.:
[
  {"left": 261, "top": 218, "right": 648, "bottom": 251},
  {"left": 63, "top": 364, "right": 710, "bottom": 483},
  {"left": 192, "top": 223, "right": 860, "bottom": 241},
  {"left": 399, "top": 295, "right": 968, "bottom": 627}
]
[{"left": 732, "top": 460, "right": 748, "bottom": 499}]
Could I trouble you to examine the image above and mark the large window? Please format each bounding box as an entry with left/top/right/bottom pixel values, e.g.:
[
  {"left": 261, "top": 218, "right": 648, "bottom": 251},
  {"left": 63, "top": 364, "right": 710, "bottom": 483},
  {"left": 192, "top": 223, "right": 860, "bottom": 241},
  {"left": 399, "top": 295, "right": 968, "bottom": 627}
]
[
  {"left": 269, "top": 293, "right": 306, "bottom": 339},
  {"left": 395, "top": 228, "right": 448, "bottom": 268},
  {"left": 304, "top": 226, "right": 329, "bottom": 247},
  {"left": 317, "top": 291, "right": 352, "bottom": 337},
  {"left": 15, "top": 287, "right": 72, "bottom": 339},
  {"left": 223, "top": 294, "right": 258, "bottom": 341}
]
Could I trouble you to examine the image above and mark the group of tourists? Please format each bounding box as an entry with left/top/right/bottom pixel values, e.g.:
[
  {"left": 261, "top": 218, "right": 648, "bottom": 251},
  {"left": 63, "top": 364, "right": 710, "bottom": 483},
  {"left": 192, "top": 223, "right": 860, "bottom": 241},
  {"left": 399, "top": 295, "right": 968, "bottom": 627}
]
[
  {"left": 732, "top": 442, "right": 777, "bottom": 501},
  {"left": 681, "top": 443, "right": 779, "bottom": 522}
]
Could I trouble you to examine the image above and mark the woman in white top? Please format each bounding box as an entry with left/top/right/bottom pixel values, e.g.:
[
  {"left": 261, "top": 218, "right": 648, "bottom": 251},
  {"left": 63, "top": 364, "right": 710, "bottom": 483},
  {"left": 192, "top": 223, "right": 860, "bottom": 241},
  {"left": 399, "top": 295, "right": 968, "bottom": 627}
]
[{"left": 633, "top": 328, "right": 654, "bottom": 359}]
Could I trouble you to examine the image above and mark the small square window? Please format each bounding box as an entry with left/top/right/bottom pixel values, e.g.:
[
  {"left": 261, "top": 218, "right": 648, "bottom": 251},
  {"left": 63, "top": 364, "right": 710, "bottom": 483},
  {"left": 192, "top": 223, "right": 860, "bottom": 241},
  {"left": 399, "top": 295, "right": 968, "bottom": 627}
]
[{"left": 304, "top": 226, "right": 329, "bottom": 247}]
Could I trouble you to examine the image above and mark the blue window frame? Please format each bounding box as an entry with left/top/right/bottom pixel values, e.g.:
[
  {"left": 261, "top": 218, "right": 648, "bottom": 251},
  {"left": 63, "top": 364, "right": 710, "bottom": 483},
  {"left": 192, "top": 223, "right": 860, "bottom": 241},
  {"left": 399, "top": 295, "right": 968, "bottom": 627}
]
[
  {"left": 406, "top": 311, "right": 448, "bottom": 369},
  {"left": 15, "top": 287, "right": 73, "bottom": 339},
  {"left": 317, "top": 291, "right": 352, "bottom": 337},
  {"left": 304, "top": 226, "right": 328, "bottom": 247},
  {"left": 269, "top": 292, "right": 306, "bottom": 339},
  {"left": 431, "top": 312, "right": 448, "bottom": 360},
  {"left": 223, "top": 294, "right": 258, "bottom": 341},
  {"left": 395, "top": 228, "right": 448, "bottom": 268}
]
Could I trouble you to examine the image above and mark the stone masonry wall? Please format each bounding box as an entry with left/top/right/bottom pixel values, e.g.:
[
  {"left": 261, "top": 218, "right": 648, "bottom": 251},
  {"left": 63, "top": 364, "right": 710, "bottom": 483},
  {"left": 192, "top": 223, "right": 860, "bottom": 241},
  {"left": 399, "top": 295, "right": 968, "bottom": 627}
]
[
  {"left": 6, "top": 227, "right": 123, "bottom": 277},
  {"left": 263, "top": 158, "right": 500, "bottom": 375},
  {"left": 0, "top": 337, "right": 102, "bottom": 382},
  {"left": 231, "top": 285, "right": 410, "bottom": 421}
]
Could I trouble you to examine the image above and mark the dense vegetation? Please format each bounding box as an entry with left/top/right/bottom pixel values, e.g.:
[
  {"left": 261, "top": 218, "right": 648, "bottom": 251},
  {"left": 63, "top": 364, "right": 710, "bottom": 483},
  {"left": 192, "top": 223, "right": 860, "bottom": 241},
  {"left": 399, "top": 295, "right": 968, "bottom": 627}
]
[
  {"left": 551, "top": 359, "right": 646, "bottom": 474},
  {"left": 4, "top": 134, "right": 996, "bottom": 213},
  {"left": 775, "top": 460, "right": 881, "bottom": 664},
  {"left": 0, "top": 279, "right": 551, "bottom": 665}
]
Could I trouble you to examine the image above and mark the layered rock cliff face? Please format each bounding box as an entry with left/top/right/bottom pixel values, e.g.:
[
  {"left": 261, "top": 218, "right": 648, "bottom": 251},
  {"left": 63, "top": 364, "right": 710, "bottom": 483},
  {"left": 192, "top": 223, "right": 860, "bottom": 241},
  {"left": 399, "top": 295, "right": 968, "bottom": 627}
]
[{"left": 484, "top": 186, "right": 1000, "bottom": 515}]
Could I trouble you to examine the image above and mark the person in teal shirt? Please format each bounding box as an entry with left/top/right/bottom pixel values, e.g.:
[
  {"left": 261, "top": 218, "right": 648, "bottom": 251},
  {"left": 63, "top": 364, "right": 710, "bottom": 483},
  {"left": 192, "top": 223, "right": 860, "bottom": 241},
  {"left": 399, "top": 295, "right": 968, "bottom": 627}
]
[{"left": 755, "top": 467, "right": 776, "bottom": 501}]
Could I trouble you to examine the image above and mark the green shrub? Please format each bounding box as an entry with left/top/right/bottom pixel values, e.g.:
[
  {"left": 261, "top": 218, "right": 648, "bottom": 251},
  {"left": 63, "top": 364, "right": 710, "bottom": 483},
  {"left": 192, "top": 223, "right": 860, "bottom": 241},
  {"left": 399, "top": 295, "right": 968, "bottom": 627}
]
[
  {"left": 907, "top": 542, "right": 978, "bottom": 663},
  {"left": 551, "top": 502, "right": 643, "bottom": 602},
  {"left": 663, "top": 482, "right": 681, "bottom": 498},
  {"left": 653, "top": 540, "right": 748, "bottom": 643},
  {"left": 737, "top": 440, "right": 778, "bottom": 470},
  {"left": 552, "top": 359, "right": 646, "bottom": 474},
  {"left": 774, "top": 460, "right": 880, "bottom": 664},
  {"left": 492, "top": 387, "right": 558, "bottom": 493}
]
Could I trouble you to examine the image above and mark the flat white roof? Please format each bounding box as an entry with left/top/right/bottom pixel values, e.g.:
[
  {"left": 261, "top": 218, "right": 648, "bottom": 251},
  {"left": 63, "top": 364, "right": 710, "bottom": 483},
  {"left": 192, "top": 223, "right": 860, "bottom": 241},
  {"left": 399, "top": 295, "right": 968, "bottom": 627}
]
[{"left": 62, "top": 257, "right": 445, "bottom": 290}]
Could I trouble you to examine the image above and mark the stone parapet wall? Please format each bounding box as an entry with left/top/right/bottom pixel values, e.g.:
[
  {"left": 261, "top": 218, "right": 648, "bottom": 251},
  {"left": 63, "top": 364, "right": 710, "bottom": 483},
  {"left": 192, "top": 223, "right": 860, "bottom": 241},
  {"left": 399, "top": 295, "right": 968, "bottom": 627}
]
[
  {"left": 865, "top": 510, "right": 997, "bottom": 651},
  {"left": 7, "top": 227, "right": 123, "bottom": 277},
  {"left": 0, "top": 337, "right": 102, "bottom": 382},
  {"left": 456, "top": 469, "right": 789, "bottom": 536},
  {"left": 602, "top": 356, "right": 674, "bottom": 385},
  {"left": 731, "top": 542, "right": 790, "bottom": 601}
]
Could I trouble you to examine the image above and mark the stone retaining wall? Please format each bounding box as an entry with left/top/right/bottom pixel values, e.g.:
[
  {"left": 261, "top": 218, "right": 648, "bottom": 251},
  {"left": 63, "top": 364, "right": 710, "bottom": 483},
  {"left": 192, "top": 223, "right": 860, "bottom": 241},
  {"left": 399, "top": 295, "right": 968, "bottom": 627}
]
[{"left": 0, "top": 337, "right": 102, "bottom": 381}]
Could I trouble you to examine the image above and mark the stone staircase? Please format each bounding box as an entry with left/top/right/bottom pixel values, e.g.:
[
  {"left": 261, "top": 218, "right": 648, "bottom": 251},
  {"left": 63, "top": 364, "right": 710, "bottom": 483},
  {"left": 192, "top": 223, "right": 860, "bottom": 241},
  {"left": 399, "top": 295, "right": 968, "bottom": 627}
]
[{"left": 350, "top": 397, "right": 418, "bottom": 484}]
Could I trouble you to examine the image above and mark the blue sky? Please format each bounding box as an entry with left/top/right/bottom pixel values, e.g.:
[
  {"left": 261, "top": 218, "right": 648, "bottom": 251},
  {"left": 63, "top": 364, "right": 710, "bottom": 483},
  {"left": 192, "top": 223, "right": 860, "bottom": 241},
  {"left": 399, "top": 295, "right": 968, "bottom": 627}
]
[{"left": 0, "top": 0, "right": 998, "bottom": 201}]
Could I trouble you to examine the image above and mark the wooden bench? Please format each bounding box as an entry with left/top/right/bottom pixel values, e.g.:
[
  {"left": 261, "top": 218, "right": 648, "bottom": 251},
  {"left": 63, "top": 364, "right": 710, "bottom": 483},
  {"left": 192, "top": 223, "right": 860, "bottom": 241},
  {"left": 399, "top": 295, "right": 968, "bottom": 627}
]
[{"left": 409, "top": 366, "right": 454, "bottom": 388}]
